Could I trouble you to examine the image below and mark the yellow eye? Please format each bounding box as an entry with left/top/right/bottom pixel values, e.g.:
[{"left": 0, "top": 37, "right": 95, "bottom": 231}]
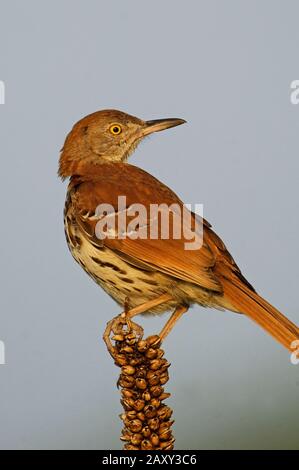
[{"left": 109, "top": 124, "right": 122, "bottom": 135}]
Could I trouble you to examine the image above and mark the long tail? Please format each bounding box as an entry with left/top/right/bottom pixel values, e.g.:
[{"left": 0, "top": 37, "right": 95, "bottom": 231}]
[{"left": 221, "top": 277, "right": 299, "bottom": 352}]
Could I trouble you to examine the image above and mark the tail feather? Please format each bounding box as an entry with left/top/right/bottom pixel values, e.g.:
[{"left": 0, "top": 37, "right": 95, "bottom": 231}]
[{"left": 222, "top": 278, "right": 299, "bottom": 351}]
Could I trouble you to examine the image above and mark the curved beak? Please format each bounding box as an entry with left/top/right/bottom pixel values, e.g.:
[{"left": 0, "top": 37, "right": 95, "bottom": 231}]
[{"left": 143, "top": 117, "right": 186, "bottom": 136}]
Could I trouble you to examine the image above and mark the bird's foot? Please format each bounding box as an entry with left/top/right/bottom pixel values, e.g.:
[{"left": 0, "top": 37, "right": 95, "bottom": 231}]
[{"left": 103, "top": 312, "right": 144, "bottom": 358}]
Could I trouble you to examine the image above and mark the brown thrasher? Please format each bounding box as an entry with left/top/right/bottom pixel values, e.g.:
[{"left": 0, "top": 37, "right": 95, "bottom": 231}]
[{"left": 59, "top": 109, "right": 299, "bottom": 354}]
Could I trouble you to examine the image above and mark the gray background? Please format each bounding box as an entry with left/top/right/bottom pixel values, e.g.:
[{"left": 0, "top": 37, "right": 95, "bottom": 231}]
[{"left": 0, "top": 0, "right": 298, "bottom": 450}]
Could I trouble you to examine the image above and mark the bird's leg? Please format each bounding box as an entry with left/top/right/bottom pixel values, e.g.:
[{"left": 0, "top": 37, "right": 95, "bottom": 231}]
[
  {"left": 159, "top": 305, "right": 188, "bottom": 341},
  {"left": 103, "top": 293, "right": 173, "bottom": 356},
  {"left": 122, "top": 293, "right": 173, "bottom": 320}
]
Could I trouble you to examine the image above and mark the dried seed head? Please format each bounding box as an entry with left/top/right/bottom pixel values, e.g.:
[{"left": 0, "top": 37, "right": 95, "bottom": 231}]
[{"left": 108, "top": 319, "right": 174, "bottom": 450}]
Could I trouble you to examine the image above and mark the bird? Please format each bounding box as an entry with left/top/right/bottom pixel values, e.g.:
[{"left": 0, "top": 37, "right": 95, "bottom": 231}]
[{"left": 59, "top": 109, "right": 299, "bottom": 355}]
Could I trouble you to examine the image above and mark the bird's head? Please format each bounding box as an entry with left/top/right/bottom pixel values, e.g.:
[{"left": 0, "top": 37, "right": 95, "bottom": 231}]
[{"left": 58, "top": 109, "right": 186, "bottom": 179}]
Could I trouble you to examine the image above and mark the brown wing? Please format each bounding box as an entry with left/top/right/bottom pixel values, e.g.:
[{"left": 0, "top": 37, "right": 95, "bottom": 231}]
[{"left": 69, "top": 163, "right": 224, "bottom": 293}]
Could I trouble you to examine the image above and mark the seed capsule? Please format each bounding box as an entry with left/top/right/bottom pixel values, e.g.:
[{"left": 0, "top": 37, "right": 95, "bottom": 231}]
[
  {"left": 159, "top": 371, "right": 169, "bottom": 385},
  {"left": 145, "top": 348, "right": 158, "bottom": 359},
  {"left": 126, "top": 332, "right": 136, "bottom": 341},
  {"left": 147, "top": 335, "right": 161, "bottom": 348},
  {"left": 144, "top": 404, "right": 157, "bottom": 419},
  {"left": 155, "top": 348, "right": 164, "bottom": 359},
  {"left": 148, "top": 373, "right": 160, "bottom": 387},
  {"left": 121, "top": 365, "right": 135, "bottom": 376},
  {"left": 142, "top": 426, "right": 151, "bottom": 438},
  {"left": 142, "top": 391, "right": 151, "bottom": 402},
  {"left": 160, "top": 359, "right": 171, "bottom": 370},
  {"left": 126, "top": 337, "right": 137, "bottom": 346},
  {"left": 135, "top": 378, "right": 147, "bottom": 390},
  {"left": 159, "top": 392, "right": 171, "bottom": 401},
  {"left": 157, "top": 405, "right": 172, "bottom": 420},
  {"left": 137, "top": 340, "right": 148, "bottom": 352},
  {"left": 148, "top": 417, "right": 160, "bottom": 431},
  {"left": 119, "top": 375, "right": 135, "bottom": 389},
  {"left": 121, "top": 345, "right": 134, "bottom": 354},
  {"left": 114, "top": 354, "right": 127, "bottom": 366},
  {"left": 131, "top": 433, "right": 142, "bottom": 446},
  {"left": 159, "top": 428, "right": 172, "bottom": 441},
  {"left": 133, "top": 399, "right": 145, "bottom": 412},
  {"left": 128, "top": 419, "right": 143, "bottom": 433},
  {"left": 129, "top": 357, "right": 141, "bottom": 366},
  {"left": 150, "top": 398, "right": 161, "bottom": 408},
  {"left": 149, "top": 359, "right": 163, "bottom": 371},
  {"left": 121, "top": 389, "right": 134, "bottom": 399},
  {"left": 126, "top": 410, "right": 137, "bottom": 420},
  {"left": 120, "top": 431, "right": 131, "bottom": 441},
  {"left": 112, "top": 334, "right": 125, "bottom": 342},
  {"left": 136, "top": 411, "right": 145, "bottom": 421},
  {"left": 124, "top": 444, "right": 139, "bottom": 450},
  {"left": 160, "top": 440, "right": 174, "bottom": 450},
  {"left": 150, "top": 433, "right": 160, "bottom": 447},
  {"left": 141, "top": 439, "right": 153, "bottom": 450},
  {"left": 150, "top": 385, "right": 163, "bottom": 397},
  {"left": 158, "top": 421, "right": 174, "bottom": 434},
  {"left": 121, "top": 397, "right": 135, "bottom": 410},
  {"left": 135, "top": 367, "right": 147, "bottom": 378}
]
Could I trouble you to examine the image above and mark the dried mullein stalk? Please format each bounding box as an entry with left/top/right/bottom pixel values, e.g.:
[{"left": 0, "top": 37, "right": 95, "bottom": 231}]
[{"left": 104, "top": 315, "right": 175, "bottom": 450}]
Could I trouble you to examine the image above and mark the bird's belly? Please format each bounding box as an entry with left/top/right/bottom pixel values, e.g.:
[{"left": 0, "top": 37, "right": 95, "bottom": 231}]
[{"left": 65, "top": 226, "right": 174, "bottom": 312}]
